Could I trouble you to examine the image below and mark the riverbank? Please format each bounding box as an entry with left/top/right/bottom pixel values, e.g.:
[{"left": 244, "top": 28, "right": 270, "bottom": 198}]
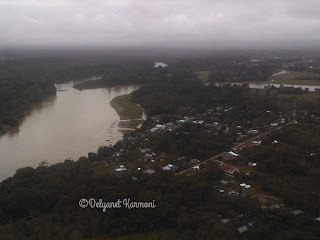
[
  {"left": 271, "top": 79, "right": 320, "bottom": 86},
  {"left": 0, "top": 92, "right": 57, "bottom": 138},
  {"left": 271, "top": 72, "right": 320, "bottom": 86},
  {"left": 73, "top": 79, "right": 116, "bottom": 90},
  {"left": 110, "top": 94, "right": 145, "bottom": 132},
  {"left": 110, "top": 94, "right": 142, "bottom": 120}
]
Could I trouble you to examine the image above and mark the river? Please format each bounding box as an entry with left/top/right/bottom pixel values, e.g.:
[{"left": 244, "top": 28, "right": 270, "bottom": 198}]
[
  {"left": 215, "top": 70, "right": 319, "bottom": 91},
  {"left": 0, "top": 82, "right": 139, "bottom": 181},
  {"left": 216, "top": 82, "right": 319, "bottom": 91}
]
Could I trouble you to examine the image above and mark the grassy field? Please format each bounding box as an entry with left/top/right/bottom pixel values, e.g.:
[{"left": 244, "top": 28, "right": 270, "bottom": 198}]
[
  {"left": 195, "top": 71, "right": 210, "bottom": 83},
  {"left": 87, "top": 229, "right": 177, "bottom": 240},
  {"left": 118, "top": 119, "right": 144, "bottom": 129},
  {"left": 110, "top": 94, "right": 142, "bottom": 120},
  {"left": 93, "top": 163, "right": 115, "bottom": 175},
  {"left": 272, "top": 72, "right": 320, "bottom": 86},
  {"left": 93, "top": 161, "right": 136, "bottom": 175},
  {"left": 250, "top": 89, "right": 320, "bottom": 114}
]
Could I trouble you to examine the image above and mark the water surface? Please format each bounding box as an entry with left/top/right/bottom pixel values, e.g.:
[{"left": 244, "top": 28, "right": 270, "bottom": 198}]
[{"left": 0, "top": 82, "right": 138, "bottom": 181}]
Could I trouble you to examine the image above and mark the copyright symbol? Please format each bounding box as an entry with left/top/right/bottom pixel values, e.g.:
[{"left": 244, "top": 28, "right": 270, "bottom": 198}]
[{"left": 79, "top": 198, "right": 88, "bottom": 208}]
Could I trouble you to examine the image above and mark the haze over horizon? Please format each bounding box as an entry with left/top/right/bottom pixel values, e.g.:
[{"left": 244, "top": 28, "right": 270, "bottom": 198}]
[{"left": 1, "top": 0, "right": 320, "bottom": 49}]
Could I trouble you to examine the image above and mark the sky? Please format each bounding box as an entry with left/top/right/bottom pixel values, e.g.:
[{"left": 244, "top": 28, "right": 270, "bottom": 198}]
[{"left": 0, "top": 0, "right": 320, "bottom": 49}]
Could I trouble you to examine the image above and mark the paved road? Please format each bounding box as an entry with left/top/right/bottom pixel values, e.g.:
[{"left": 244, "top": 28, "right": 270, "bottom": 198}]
[{"left": 176, "top": 121, "right": 294, "bottom": 176}]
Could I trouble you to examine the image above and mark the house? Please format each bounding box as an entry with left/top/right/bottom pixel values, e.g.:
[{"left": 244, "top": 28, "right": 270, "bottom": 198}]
[
  {"left": 150, "top": 127, "right": 158, "bottom": 133},
  {"left": 228, "top": 190, "right": 239, "bottom": 195},
  {"left": 239, "top": 183, "right": 251, "bottom": 196},
  {"left": 271, "top": 123, "right": 279, "bottom": 127},
  {"left": 140, "top": 148, "right": 150, "bottom": 153},
  {"left": 162, "top": 165, "right": 171, "bottom": 170},
  {"left": 144, "top": 169, "right": 155, "bottom": 174},
  {"left": 177, "top": 119, "right": 186, "bottom": 124},
  {"left": 221, "top": 219, "right": 230, "bottom": 224},
  {"left": 192, "top": 120, "right": 204, "bottom": 124},
  {"left": 190, "top": 159, "right": 200, "bottom": 164},
  {"left": 220, "top": 180, "right": 230, "bottom": 185},
  {"left": 162, "top": 164, "right": 179, "bottom": 170},
  {"left": 170, "top": 165, "right": 179, "bottom": 170},
  {"left": 248, "top": 162, "right": 257, "bottom": 167},
  {"left": 224, "top": 151, "right": 239, "bottom": 159},
  {"left": 165, "top": 122, "right": 175, "bottom": 127},
  {"left": 251, "top": 140, "right": 261, "bottom": 145},
  {"left": 266, "top": 204, "right": 280, "bottom": 210},
  {"left": 315, "top": 217, "right": 320, "bottom": 222},
  {"left": 154, "top": 62, "right": 168, "bottom": 68},
  {"left": 115, "top": 165, "right": 127, "bottom": 176},
  {"left": 292, "top": 210, "right": 305, "bottom": 216},
  {"left": 237, "top": 226, "right": 248, "bottom": 234},
  {"left": 247, "top": 130, "right": 258, "bottom": 135},
  {"left": 156, "top": 124, "right": 165, "bottom": 129},
  {"left": 238, "top": 222, "right": 254, "bottom": 234},
  {"left": 192, "top": 165, "right": 200, "bottom": 171},
  {"left": 145, "top": 153, "right": 153, "bottom": 158},
  {"left": 220, "top": 164, "right": 240, "bottom": 175}
]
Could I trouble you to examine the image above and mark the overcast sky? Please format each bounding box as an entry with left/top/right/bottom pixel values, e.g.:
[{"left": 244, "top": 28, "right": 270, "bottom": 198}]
[{"left": 1, "top": 0, "right": 320, "bottom": 49}]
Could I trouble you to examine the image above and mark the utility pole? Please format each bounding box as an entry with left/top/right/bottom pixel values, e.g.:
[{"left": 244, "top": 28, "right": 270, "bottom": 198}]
[{"left": 292, "top": 99, "right": 297, "bottom": 118}]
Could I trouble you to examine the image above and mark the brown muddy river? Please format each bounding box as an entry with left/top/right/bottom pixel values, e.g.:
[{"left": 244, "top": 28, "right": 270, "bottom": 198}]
[{"left": 0, "top": 82, "right": 139, "bottom": 181}]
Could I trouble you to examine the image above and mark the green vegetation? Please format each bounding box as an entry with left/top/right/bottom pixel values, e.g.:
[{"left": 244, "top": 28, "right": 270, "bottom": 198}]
[
  {"left": 88, "top": 229, "right": 177, "bottom": 240},
  {"left": 118, "top": 119, "right": 144, "bottom": 129},
  {"left": 73, "top": 70, "right": 169, "bottom": 90},
  {"left": 132, "top": 74, "right": 281, "bottom": 118},
  {"left": 235, "top": 121, "right": 320, "bottom": 212},
  {"left": 272, "top": 72, "right": 320, "bottom": 86},
  {"left": 0, "top": 81, "right": 319, "bottom": 239},
  {"left": 206, "top": 58, "right": 280, "bottom": 83},
  {"left": 0, "top": 51, "right": 320, "bottom": 239},
  {"left": 73, "top": 79, "right": 111, "bottom": 90},
  {"left": 110, "top": 94, "right": 142, "bottom": 120}
]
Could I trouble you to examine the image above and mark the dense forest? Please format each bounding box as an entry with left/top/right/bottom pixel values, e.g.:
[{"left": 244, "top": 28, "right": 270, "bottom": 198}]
[
  {"left": 207, "top": 59, "right": 280, "bottom": 83},
  {"left": 1, "top": 154, "right": 320, "bottom": 240},
  {"left": 0, "top": 66, "right": 56, "bottom": 134}
]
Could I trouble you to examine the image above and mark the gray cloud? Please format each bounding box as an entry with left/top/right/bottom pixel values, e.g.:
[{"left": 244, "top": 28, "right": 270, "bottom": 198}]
[{"left": 0, "top": 0, "right": 319, "bottom": 48}]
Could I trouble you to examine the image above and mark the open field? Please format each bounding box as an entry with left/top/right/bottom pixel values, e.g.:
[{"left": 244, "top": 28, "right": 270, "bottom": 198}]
[
  {"left": 195, "top": 71, "right": 210, "bottom": 82},
  {"left": 93, "top": 161, "right": 136, "bottom": 175},
  {"left": 272, "top": 72, "right": 320, "bottom": 86},
  {"left": 110, "top": 94, "right": 142, "bottom": 120}
]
